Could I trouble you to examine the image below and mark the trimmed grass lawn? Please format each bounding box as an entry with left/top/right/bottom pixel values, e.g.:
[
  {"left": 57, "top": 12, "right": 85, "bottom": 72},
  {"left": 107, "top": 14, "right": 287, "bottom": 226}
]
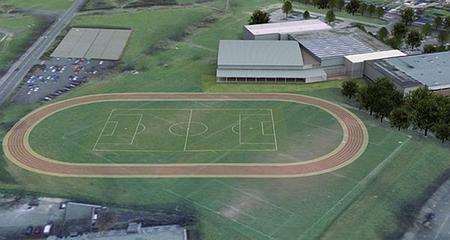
[
  {"left": 0, "top": 0, "right": 449, "bottom": 239},
  {"left": 29, "top": 100, "right": 342, "bottom": 164},
  {"left": 0, "top": 15, "right": 45, "bottom": 74},
  {"left": 1, "top": 0, "right": 73, "bottom": 11}
]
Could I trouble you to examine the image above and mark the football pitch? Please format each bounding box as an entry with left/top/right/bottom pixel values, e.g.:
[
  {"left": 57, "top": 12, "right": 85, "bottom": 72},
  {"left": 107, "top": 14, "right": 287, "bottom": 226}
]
[
  {"left": 93, "top": 108, "right": 278, "bottom": 153},
  {"left": 5, "top": 93, "right": 367, "bottom": 178}
]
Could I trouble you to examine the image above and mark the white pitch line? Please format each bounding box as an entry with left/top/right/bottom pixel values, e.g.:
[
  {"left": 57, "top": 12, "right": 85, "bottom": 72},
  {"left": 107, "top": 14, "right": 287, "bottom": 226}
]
[
  {"left": 239, "top": 114, "right": 242, "bottom": 145},
  {"left": 183, "top": 109, "right": 193, "bottom": 151},
  {"left": 129, "top": 114, "right": 143, "bottom": 145},
  {"left": 91, "top": 109, "right": 115, "bottom": 151},
  {"left": 164, "top": 189, "right": 276, "bottom": 240},
  {"left": 297, "top": 136, "right": 411, "bottom": 240},
  {"left": 270, "top": 109, "right": 278, "bottom": 151}
]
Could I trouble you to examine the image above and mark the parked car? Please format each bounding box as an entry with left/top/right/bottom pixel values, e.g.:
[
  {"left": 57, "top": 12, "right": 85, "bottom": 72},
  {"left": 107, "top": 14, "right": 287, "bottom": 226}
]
[
  {"left": 25, "top": 226, "right": 33, "bottom": 236},
  {"left": 33, "top": 226, "right": 43, "bottom": 236}
]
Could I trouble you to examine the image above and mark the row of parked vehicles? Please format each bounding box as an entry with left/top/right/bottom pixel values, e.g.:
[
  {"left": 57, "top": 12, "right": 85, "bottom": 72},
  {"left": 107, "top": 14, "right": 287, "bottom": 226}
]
[
  {"left": 25, "top": 223, "right": 52, "bottom": 238},
  {"left": 42, "top": 75, "right": 88, "bottom": 101}
]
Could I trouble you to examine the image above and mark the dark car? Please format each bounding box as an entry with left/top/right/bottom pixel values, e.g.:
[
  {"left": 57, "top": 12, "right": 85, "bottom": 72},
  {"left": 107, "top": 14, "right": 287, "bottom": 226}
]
[
  {"left": 25, "top": 226, "right": 33, "bottom": 236},
  {"left": 33, "top": 226, "right": 43, "bottom": 236}
]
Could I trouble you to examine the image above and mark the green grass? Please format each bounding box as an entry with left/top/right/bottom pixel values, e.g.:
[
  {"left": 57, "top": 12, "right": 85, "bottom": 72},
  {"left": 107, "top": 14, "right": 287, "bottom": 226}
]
[
  {"left": 29, "top": 100, "right": 341, "bottom": 164},
  {"left": 424, "top": 7, "right": 450, "bottom": 18},
  {"left": 294, "top": 2, "right": 387, "bottom": 26},
  {"left": 3, "top": 101, "right": 422, "bottom": 240},
  {"left": 0, "top": 0, "right": 449, "bottom": 239},
  {"left": 0, "top": 15, "right": 46, "bottom": 74},
  {"left": 1, "top": 0, "right": 73, "bottom": 11}
]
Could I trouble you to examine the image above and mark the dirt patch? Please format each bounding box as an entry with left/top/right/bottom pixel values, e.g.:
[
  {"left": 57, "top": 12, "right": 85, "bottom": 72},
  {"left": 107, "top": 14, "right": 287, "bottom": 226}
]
[{"left": 220, "top": 195, "right": 260, "bottom": 220}]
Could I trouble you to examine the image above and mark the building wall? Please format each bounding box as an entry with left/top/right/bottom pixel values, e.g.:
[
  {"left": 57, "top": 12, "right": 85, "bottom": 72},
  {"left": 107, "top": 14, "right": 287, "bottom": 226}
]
[
  {"left": 254, "top": 33, "right": 280, "bottom": 40},
  {"left": 344, "top": 59, "right": 363, "bottom": 79},
  {"left": 363, "top": 61, "right": 415, "bottom": 94},
  {"left": 243, "top": 27, "right": 255, "bottom": 40},
  {"left": 322, "top": 65, "right": 346, "bottom": 77}
]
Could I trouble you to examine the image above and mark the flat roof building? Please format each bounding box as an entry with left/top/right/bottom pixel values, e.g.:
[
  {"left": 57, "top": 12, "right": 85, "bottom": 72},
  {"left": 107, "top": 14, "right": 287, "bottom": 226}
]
[
  {"left": 291, "top": 28, "right": 391, "bottom": 77},
  {"left": 48, "top": 224, "right": 187, "bottom": 240},
  {"left": 243, "top": 19, "right": 331, "bottom": 40},
  {"left": 51, "top": 28, "right": 132, "bottom": 60},
  {"left": 364, "top": 52, "right": 450, "bottom": 94},
  {"left": 345, "top": 50, "right": 406, "bottom": 78},
  {"left": 217, "top": 40, "right": 326, "bottom": 83}
]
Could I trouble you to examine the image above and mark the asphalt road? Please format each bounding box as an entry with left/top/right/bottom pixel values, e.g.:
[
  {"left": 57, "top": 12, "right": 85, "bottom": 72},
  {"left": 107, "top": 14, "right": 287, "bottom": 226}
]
[{"left": 0, "top": 0, "right": 86, "bottom": 105}]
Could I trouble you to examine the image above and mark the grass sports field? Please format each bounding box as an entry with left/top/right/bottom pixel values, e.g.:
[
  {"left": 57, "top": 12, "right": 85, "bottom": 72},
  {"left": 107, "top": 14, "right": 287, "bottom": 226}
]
[
  {"left": 0, "top": 0, "right": 449, "bottom": 239},
  {"left": 29, "top": 98, "right": 342, "bottom": 165}
]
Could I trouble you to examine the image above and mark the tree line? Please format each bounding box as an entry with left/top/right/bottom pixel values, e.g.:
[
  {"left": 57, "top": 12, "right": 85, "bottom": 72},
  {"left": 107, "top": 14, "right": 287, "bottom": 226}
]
[
  {"left": 376, "top": 8, "right": 449, "bottom": 51},
  {"left": 297, "top": 0, "right": 385, "bottom": 18},
  {"left": 342, "top": 79, "right": 450, "bottom": 143}
]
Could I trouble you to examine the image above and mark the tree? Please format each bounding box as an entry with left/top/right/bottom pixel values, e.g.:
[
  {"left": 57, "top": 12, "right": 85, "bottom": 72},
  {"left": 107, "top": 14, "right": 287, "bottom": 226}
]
[
  {"left": 433, "top": 123, "right": 450, "bottom": 143},
  {"left": 422, "top": 23, "right": 432, "bottom": 36},
  {"left": 345, "top": 0, "right": 360, "bottom": 15},
  {"left": 329, "top": 0, "right": 338, "bottom": 10},
  {"left": 376, "top": 6, "right": 385, "bottom": 18},
  {"left": 437, "top": 30, "right": 448, "bottom": 46},
  {"left": 445, "top": 16, "right": 450, "bottom": 31},
  {"left": 370, "top": 78, "right": 403, "bottom": 122},
  {"left": 357, "top": 85, "right": 373, "bottom": 114},
  {"left": 401, "top": 7, "right": 415, "bottom": 26},
  {"left": 434, "top": 16, "right": 443, "bottom": 30},
  {"left": 341, "top": 80, "right": 358, "bottom": 99},
  {"left": 336, "top": 0, "right": 345, "bottom": 11},
  {"left": 387, "top": 36, "right": 402, "bottom": 49},
  {"left": 377, "top": 27, "right": 389, "bottom": 41},
  {"left": 406, "top": 30, "right": 423, "bottom": 49},
  {"left": 303, "top": 10, "right": 310, "bottom": 20},
  {"left": 367, "top": 4, "right": 376, "bottom": 16},
  {"left": 316, "top": 0, "right": 329, "bottom": 9},
  {"left": 249, "top": 10, "right": 270, "bottom": 25},
  {"left": 423, "top": 44, "right": 437, "bottom": 53},
  {"left": 390, "top": 107, "right": 410, "bottom": 130},
  {"left": 406, "top": 88, "right": 439, "bottom": 136},
  {"left": 282, "top": 0, "right": 293, "bottom": 19},
  {"left": 392, "top": 22, "right": 407, "bottom": 39},
  {"left": 325, "top": 10, "right": 336, "bottom": 23},
  {"left": 358, "top": 2, "right": 367, "bottom": 16}
]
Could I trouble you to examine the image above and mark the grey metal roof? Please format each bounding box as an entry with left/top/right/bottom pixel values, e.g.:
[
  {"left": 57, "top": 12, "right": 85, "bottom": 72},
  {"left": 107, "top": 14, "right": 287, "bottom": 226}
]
[
  {"left": 218, "top": 40, "right": 303, "bottom": 68},
  {"left": 51, "top": 28, "right": 132, "bottom": 60},
  {"left": 382, "top": 52, "right": 450, "bottom": 90},
  {"left": 217, "top": 68, "right": 325, "bottom": 79},
  {"left": 293, "top": 31, "right": 374, "bottom": 60}
]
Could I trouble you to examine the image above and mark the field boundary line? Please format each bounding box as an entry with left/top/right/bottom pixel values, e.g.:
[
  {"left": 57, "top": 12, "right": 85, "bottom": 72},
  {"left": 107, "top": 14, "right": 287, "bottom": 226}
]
[
  {"left": 92, "top": 109, "right": 115, "bottom": 151},
  {"left": 298, "top": 136, "right": 412, "bottom": 239},
  {"left": 165, "top": 189, "right": 276, "bottom": 240},
  {"left": 270, "top": 109, "right": 278, "bottom": 151},
  {"left": 183, "top": 110, "right": 193, "bottom": 151},
  {"left": 129, "top": 114, "right": 143, "bottom": 145}
]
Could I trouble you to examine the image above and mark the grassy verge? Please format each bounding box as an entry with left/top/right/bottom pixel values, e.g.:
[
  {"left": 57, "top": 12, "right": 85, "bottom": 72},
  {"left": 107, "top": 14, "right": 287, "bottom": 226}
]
[
  {"left": 0, "top": 15, "right": 51, "bottom": 76},
  {"left": 0, "top": 0, "right": 73, "bottom": 11}
]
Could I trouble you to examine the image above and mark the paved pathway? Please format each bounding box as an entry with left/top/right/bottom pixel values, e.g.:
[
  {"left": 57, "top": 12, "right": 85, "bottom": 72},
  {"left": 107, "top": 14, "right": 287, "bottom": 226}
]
[{"left": 403, "top": 179, "right": 450, "bottom": 240}]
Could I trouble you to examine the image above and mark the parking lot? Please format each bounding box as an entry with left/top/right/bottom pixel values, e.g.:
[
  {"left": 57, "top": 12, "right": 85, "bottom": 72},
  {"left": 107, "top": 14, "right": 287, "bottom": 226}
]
[
  {"left": 0, "top": 196, "right": 65, "bottom": 240},
  {"left": 13, "top": 57, "right": 115, "bottom": 104}
]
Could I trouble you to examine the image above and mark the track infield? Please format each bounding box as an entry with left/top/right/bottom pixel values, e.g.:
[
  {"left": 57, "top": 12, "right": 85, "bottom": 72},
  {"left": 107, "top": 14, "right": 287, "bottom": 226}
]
[{"left": 3, "top": 93, "right": 368, "bottom": 178}]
